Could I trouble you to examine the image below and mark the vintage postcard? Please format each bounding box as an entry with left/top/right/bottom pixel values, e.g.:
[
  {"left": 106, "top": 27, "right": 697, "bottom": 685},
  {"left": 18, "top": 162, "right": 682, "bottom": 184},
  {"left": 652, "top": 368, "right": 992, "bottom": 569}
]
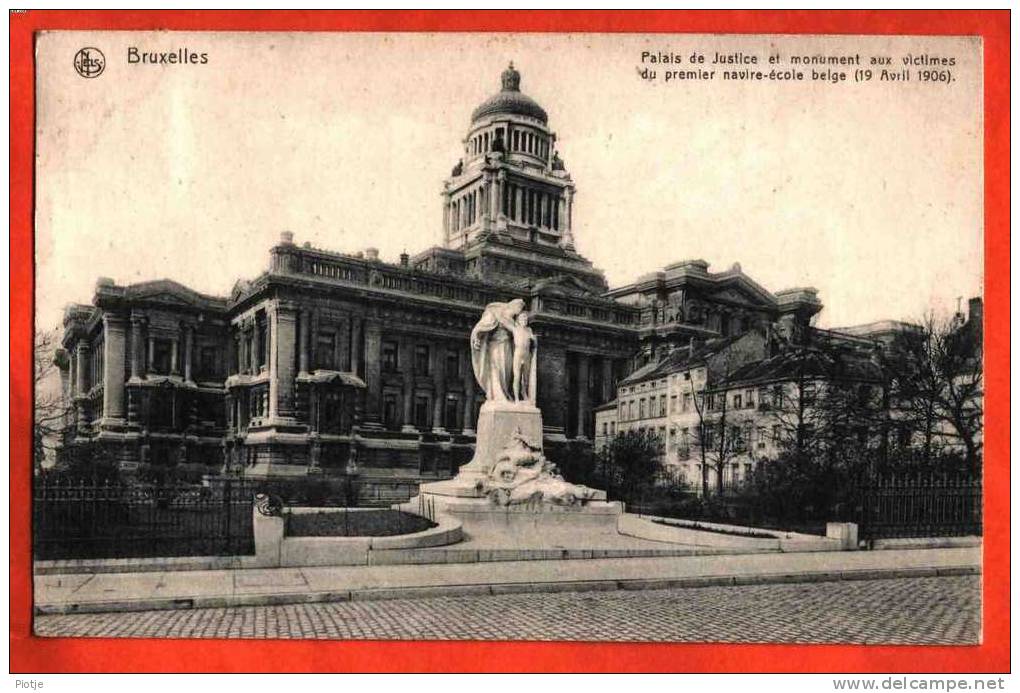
[{"left": 17, "top": 15, "right": 1003, "bottom": 673}]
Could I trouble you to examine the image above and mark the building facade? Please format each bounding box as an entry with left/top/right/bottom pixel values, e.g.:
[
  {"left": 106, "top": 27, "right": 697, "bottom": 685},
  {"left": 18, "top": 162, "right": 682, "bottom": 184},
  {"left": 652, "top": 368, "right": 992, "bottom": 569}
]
[{"left": 55, "top": 63, "right": 947, "bottom": 490}]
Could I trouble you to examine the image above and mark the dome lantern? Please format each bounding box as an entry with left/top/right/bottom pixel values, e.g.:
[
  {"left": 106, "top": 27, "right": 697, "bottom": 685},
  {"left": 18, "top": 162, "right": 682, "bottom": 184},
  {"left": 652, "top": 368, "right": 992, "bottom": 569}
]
[{"left": 471, "top": 63, "right": 548, "bottom": 124}]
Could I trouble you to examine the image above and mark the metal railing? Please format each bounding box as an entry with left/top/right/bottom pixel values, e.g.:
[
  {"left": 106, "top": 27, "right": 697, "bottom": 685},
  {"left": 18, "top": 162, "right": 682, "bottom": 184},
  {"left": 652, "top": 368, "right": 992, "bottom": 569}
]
[
  {"left": 33, "top": 478, "right": 257, "bottom": 561},
  {"left": 858, "top": 471, "right": 982, "bottom": 541}
]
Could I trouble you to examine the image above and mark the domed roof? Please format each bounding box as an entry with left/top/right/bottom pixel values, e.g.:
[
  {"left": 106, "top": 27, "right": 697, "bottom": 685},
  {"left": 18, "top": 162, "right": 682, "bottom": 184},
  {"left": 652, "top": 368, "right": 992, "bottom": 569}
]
[{"left": 471, "top": 63, "right": 548, "bottom": 124}]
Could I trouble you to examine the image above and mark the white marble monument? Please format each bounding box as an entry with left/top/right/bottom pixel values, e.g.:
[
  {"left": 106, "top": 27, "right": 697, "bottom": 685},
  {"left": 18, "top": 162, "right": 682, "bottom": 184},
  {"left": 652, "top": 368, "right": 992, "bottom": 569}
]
[{"left": 416, "top": 299, "right": 606, "bottom": 508}]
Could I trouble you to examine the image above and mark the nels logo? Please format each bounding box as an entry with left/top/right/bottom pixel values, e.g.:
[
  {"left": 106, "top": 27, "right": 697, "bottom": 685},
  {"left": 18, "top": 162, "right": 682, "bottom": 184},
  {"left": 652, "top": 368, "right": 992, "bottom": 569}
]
[{"left": 73, "top": 47, "right": 105, "bottom": 78}]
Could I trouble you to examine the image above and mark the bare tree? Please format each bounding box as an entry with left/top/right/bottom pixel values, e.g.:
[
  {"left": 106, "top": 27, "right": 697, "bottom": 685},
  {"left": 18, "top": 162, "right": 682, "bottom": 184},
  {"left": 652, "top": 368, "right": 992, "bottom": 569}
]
[
  {"left": 890, "top": 311, "right": 983, "bottom": 471},
  {"left": 684, "top": 345, "right": 740, "bottom": 497},
  {"left": 34, "top": 327, "right": 71, "bottom": 471}
]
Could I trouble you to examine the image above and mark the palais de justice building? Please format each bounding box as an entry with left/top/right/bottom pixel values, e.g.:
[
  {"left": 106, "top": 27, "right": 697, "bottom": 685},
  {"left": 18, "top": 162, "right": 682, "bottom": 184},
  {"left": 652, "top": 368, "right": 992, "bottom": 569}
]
[{"left": 55, "top": 64, "right": 824, "bottom": 488}]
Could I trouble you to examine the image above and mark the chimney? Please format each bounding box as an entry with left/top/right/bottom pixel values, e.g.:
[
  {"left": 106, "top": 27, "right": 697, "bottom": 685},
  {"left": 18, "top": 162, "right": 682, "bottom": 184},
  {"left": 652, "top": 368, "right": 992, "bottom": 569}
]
[
  {"left": 968, "top": 297, "right": 983, "bottom": 328},
  {"left": 364, "top": 247, "right": 379, "bottom": 262}
]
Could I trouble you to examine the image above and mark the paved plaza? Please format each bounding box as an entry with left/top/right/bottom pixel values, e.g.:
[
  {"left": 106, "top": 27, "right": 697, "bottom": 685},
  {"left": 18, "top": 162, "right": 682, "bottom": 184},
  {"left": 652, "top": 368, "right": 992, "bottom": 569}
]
[{"left": 35, "top": 575, "right": 980, "bottom": 644}]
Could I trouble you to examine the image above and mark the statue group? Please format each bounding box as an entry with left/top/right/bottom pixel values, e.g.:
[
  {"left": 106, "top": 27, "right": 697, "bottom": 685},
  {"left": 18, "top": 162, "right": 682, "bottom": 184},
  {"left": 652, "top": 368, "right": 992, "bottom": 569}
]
[
  {"left": 470, "top": 298, "right": 537, "bottom": 405},
  {"left": 465, "top": 299, "right": 600, "bottom": 508}
]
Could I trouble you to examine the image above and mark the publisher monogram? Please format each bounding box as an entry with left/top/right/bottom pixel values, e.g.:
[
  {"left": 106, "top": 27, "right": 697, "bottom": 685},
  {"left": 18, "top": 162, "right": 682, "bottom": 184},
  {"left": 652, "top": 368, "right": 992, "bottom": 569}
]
[{"left": 73, "top": 47, "right": 105, "bottom": 78}]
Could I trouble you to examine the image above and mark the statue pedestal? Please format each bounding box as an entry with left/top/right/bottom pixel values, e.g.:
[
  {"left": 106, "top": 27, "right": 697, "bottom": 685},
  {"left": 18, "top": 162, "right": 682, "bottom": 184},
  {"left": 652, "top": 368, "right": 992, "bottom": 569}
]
[{"left": 420, "top": 401, "right": 542, "bottom": 499}]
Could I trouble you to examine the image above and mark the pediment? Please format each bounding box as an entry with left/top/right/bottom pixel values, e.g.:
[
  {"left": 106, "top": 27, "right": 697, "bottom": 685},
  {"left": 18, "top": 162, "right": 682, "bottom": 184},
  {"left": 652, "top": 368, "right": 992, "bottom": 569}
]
[
  {"left": 128, "top": 280, "right": 223, "bottom": 309},
  {"left": 531, "top": 274, "right": 600, "bottom": 298},
  {"left": 706, "top": 281, "right": 775, "bottom": 308},
  {"left": 139, "top": 292, "right": 192, "bottom": 306}
]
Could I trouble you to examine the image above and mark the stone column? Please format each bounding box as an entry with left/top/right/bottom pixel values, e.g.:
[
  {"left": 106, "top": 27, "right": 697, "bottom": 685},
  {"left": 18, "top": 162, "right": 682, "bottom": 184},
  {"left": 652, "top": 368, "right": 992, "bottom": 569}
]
[
  {"left": 561, "top": 188, "right": 575, "bottom": 248},
  {"left": 537, "top": 345, "right": 567, "bottom": 433},
  {"left": 130, "top": 317, "right": 143, "bottom": 380},
  {"left": 251, "top": 318, "right": 262, "bottom": 373},
  {"left": 101, "top": 314, "right": 127, "bottom": 425},
  {"left": 462, "top": 345, "right": 476, "bottom": 435},
  {"left": 298, "top": 310, "right": 310, "bottom": 374},
  {"left": 432, "top": 342, "right": 446, "bottom": 432},
  {"left": 268, "top": 304, "right": 297, "bottom": 422},
  {"left": 601, "top": 357, "right": 614, "bottom": 404},
  {"left": 480, "top": 173, "right": 491, "bottom": 232},
  {"left": 350, "top": 317, "right": 363, "bottom": 376},
  {"left": 494, "top": 171, "right": 505, "bottom": 220},
  {"left": 362, "top": 320, "right": 382, "bottom": 426},
  {"left": 401, "top": 339, "right": 416, "bottom": 432},
  {"left": 442, "top": 191, "right": 452, "bottom": 242},
  {"left": 74, "top": 340, "right": 89, "bottom": 433},
  {"left": 233, "top": 331, "right": 242, "bottom": 376},
  {"left": 183, "top": 325, "right": 194, "bottom": 383},
  {"left": 576, "top": 353, "right": 591, "bottom": 439},
  {"left": 75, "top": 340, "right": 89, "bottom": 396},
  {"left": 170, "top": 333, "right": 180, "bottom": 376}
]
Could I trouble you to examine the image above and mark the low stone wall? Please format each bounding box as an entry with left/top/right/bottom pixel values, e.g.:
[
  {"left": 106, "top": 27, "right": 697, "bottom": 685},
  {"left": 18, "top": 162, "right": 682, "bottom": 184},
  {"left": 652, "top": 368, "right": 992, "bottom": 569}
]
[
  {"left": 253, "top": 506, "right": 463, "bottom": 568},
  {"left": 617, "top": 514, "right": 846, "bottom": 553}
]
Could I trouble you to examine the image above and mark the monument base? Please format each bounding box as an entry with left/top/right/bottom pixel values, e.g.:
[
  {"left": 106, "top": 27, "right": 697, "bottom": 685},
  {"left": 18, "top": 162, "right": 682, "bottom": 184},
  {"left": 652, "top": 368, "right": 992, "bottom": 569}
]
[{"left": 419, "top": 400, "right": 543, "bottom": 499}]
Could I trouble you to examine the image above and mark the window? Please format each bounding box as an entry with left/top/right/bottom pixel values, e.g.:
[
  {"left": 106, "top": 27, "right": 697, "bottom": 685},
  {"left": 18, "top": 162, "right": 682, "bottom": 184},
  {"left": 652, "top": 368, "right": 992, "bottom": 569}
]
[
  {"left": 745, "top": 389, "right": 755, "bottom": 409},
  {"left": 152, "top": 339, "right": 173, "bottom": 375},
  {"left": 382, "top": 341, "right": 399, "bottom": 372},
  {"left": 414, "top": 395, "right": 431, "bottom": 430},
  {"left": 670, "top": 395, "right": 677, "bottom": 413},
  {"left": 772, "top": 424, "right": 782, "bottom": 442},
  {"left": 148, "top": 390, "right": 175, "bottom": 428},
  {"left": 445, "top": 350, "right": 460, "bottom": 378},
  {"left": 383, "top": 394, "right": 399, "bottom": 430},
  {"left": 731, "top": 425, "right": 743, "bottom": 451},
  {"left": 629, "top": 400, "right": 636, "bottom": 420},
  {"left": 802, "top": 382, "right": 817, "bottom": 406},
  {"left": 703, "top": 426, "right": 715, "bottom": 449},
  {"left": 682, "top": 393, "right": 691, "bottom": 412},
  {"left": 320, "top": 390, "right": 349, "bottom": 434},
  {"left": 733, "top": 393, "right": 742, "bottom": 409},
  {"left": 704, "top": 393, "right": 713, "bottom": 411},
  {"left": 414, "top": 345, "right": 431, "bottom": 376},
  {"left": 610, "top": 422, "right": 616, "bottom": 436},
  {"left": 659, "top": 394, "right": 667, "bottom": 417},
  {"left": 757, "top": 426, "right": 767, "bottom": 448},
  {"left": 772, "top": 384, "right": 784, "bottom": 408},
  {"left": 315, "top": 332, "right": 336, "bottom": 370},
  {"left": 758, "top": 387, "right": 769, "bottom": 408},
  {"left": 444, "top": 395, "right": 459, "bottom": 430},
  {"left": 197, "top": 346, "right": 218, "bottom": 379},
  {"left": 639, "top": 398, "right": 646, "bottom": 419},
  {"left": 256, "top": 321, "right": 267, "bottom": 370},
  {"left": 602, "top": 422, "right": 608, "bottom": 437}
]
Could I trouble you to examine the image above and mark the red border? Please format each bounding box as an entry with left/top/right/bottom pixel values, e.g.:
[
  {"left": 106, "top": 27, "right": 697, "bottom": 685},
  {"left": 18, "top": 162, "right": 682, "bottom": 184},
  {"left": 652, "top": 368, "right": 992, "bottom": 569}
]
[{"left": 10, "top": 10, "right": 1009, "bottom": 673}]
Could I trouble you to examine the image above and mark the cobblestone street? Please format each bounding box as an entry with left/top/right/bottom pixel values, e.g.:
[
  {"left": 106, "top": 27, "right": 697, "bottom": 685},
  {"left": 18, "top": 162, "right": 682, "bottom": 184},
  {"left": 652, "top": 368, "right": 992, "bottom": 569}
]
[{"left": 35, "top": 575, "right": 980, "bottom": 644}]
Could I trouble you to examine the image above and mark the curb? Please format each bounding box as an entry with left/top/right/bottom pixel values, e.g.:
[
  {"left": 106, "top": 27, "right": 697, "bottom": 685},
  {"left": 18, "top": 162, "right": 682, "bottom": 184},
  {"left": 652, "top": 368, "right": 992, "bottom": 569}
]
[{"left": 34, "top": 564, "right": 981, "bottom": 615}]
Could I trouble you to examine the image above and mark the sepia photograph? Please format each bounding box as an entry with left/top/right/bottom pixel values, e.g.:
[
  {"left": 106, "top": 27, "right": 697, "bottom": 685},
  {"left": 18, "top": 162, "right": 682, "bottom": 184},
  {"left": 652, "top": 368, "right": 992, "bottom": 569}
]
[{"left": 12, "top": 12, "right": 1005, "bottom": 675}]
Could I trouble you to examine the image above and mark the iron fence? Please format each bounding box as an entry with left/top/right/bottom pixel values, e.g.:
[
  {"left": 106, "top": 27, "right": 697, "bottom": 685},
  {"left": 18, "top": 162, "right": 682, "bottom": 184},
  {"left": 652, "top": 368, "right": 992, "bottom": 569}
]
[
  {"left": 858, "top": 471, "right": 982, "bottom": 541},
  {"left": 33, "top": 478, "right": 257, "bottom": 560}
]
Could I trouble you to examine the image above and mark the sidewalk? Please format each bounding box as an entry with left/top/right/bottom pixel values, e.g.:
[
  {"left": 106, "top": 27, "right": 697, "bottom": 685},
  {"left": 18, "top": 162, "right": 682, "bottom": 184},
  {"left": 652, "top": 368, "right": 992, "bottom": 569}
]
[{"left": 35, "top": 546, "right": 980, "bottom": 614}]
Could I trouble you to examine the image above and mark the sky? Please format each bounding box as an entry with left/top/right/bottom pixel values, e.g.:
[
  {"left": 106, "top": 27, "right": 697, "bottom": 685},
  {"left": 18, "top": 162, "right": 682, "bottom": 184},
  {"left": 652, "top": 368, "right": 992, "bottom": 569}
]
[{"left": 35, "top": 32, "right": 983, "bottom": 333}]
